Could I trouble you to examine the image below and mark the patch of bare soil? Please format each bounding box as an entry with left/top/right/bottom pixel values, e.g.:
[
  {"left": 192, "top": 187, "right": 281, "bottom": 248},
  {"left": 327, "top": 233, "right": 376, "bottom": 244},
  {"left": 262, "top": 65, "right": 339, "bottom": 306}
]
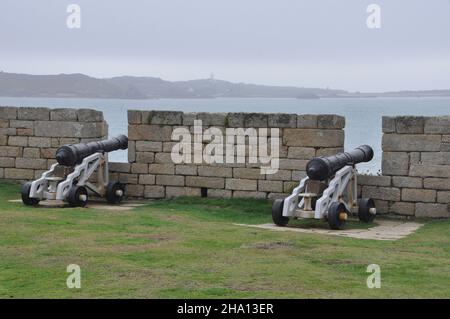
[{"left": 240, "top": 241, "right": 295, "bottom": 250}]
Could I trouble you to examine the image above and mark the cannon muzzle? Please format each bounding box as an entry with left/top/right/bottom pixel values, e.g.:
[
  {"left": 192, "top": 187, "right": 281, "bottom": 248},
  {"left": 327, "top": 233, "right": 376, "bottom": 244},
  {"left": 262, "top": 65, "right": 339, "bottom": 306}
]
[
  {"left": 56, "top": 135, "right": 128, "bottom": 166},
  {"left": 306, "top": 145, "right": 374, "bottom": 180}
]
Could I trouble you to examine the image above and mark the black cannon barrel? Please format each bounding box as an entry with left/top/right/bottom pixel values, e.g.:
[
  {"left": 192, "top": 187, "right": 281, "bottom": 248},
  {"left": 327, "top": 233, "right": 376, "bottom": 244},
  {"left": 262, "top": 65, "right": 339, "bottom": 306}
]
[
  {"left": 306, "top": 145, "right": 374, "bottom": 181},
  {"left": 56, "top": 135, "right": 128, "bottom": 166}
]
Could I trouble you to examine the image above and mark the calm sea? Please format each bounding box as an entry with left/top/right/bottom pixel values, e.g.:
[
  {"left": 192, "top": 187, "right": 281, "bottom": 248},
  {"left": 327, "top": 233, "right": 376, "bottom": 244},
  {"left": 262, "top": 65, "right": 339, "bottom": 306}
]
[{"left": 1, "top": 96, "right": 449, "bottom": 173}]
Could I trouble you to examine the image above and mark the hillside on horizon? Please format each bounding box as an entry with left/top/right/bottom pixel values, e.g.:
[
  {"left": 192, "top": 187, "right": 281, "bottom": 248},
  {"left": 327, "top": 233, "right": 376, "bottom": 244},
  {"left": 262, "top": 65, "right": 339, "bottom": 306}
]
[
  {"left": 0, "top": 72, "right": 449, "bottom": 100},
  {"left": 0, "top": 72, "right": 346, "bottom": 99}
]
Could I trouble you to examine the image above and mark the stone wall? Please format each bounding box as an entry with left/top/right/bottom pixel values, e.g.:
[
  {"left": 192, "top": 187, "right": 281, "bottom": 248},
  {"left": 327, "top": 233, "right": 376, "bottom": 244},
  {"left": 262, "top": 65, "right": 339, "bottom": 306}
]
[
  {"left": 0, "top": 106, "right": 107, "bottom": 181},
  {"left": 358, "top": 116, "right": 450, "bottom": 218},
  {"left": 119, "top": 110, "right": 345, "bottom": 199},
  {"left": 1, "top": 106, "right": 448, "bottom": 218}
]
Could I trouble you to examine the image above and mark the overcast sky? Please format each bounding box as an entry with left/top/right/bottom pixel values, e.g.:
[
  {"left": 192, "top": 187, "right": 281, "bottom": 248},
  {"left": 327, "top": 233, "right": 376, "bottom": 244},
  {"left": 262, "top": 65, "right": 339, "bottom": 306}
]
[{"left": 1, "top": 0, "right": 449, "bottom": 91}]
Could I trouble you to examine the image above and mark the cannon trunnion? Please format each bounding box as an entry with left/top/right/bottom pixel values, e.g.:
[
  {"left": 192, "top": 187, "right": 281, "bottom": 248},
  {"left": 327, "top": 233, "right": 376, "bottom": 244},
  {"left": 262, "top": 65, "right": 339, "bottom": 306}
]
[
  {"left": 272, "top": 145, "right": 377, "bottom": 230},
  {"left": 21, "top": 135, "right": 128, "bottom": 207}
]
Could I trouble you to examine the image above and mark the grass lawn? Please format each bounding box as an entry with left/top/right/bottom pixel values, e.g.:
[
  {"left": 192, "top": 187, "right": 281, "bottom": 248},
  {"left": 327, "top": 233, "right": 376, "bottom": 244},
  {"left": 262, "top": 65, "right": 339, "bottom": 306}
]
[{"left": 0, "top": 181, "right": 449, "bottom": 298}]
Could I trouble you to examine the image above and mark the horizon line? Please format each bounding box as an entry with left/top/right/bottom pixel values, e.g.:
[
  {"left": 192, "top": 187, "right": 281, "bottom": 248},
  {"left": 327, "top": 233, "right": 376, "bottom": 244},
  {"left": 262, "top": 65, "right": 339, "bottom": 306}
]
[{"left": 1, "top": 70, "right": 450, "bottom": 94}]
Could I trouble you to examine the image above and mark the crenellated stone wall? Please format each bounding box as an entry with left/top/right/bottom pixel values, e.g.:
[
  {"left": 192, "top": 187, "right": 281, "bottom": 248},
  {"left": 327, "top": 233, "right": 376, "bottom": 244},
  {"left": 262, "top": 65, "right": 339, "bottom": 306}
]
[
  {"left": 358, "top": 116, "right": 450, "bottom": 218},
  {"left": 1, "top": 106, "right": 449, "bottom": 218},
  {"left": 116, "top": 110, "right": 345, "bottom": 199},
  {"left": 0, "top": 106, "right": 107, "bottom": 181}
]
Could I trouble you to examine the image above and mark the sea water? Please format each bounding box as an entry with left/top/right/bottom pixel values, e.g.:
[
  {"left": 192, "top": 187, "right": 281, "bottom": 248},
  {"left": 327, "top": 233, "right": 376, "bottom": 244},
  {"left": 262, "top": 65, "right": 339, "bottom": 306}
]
[{"left": 1, "top": 96, "right": 449, "bottom": 174}]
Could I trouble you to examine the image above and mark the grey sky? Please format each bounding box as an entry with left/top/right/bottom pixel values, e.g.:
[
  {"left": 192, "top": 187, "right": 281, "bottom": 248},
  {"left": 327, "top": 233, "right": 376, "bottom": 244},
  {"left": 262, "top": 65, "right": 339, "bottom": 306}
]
[{"left": 1, "top": 0, "right": 449, "bottom": 91}]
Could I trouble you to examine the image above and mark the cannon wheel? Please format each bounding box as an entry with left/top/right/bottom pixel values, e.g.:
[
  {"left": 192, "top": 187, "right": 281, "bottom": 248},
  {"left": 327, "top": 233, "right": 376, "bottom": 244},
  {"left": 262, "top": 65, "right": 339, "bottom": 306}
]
[
  {"left": 106, "top": 182, "right": 125, "bottom": 204},
  {"left": 67, "top": 186, "right": 88, "bottom": 207},
  {"left": 21, "top": 182, "right": 40, "bottom": 206},
  {"left": 272, "top": 199, "right": 289, "bottom": 227},
  {"left": 327, "top": 202, "right": 347, "bottom": 230},
  {"left": 358, "top": 198, "right": 376, "bottom": 223}
]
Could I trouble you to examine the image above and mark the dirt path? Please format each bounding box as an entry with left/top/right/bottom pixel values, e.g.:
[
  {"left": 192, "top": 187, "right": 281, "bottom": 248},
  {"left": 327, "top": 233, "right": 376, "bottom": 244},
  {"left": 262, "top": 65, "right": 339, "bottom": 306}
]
[{"left": 235, "top": 220, "right": 423, "bottom": 241}]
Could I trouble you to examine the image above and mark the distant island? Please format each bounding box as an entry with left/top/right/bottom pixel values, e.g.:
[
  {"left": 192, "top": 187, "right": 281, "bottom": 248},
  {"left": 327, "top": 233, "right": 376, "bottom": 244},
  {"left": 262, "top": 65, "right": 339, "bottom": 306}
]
[{"left": 0, "top": 71, "right": 449, "bottom": 99}]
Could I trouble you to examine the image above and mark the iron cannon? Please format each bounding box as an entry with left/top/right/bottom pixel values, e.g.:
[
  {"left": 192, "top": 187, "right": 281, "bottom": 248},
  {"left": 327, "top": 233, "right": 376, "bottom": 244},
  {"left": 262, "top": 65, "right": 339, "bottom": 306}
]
[
  {"left": 56, "top": 135, "right": 128, "bottom": 166},
  {"left": 21, "top": 135, "right": 128, "bottom": 207},
  {"left": 272, "top": 145, "right": 377, "bottom": 230},
  {"left": 306, "top": 145, "right": 374, "bottom": 181}
]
